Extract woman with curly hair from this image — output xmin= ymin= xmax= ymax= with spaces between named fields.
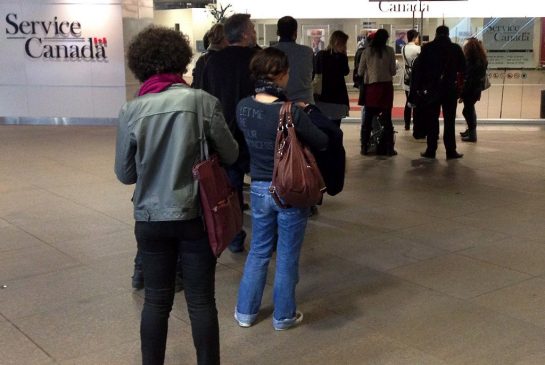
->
xmin=460 ymin=37 xmax=488 ymax=142
xmin=115 ymin=26 xmax=238 ymax=365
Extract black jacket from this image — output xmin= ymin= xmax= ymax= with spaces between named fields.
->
xmin=461 ymin=59 xmax=487 ymax=103
xmin=200 ymin=46 xmax=258 ymax=171
xmin=412 ymin=35 xmax=465 ymax=102
xmin=305 ymin=105 xmax=345 ymax=196
xmin=314 ymin=50 xmax=350 ymax=107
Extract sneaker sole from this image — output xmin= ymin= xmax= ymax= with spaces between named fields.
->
xmin=234 ymin=313 xmax=252 ymax=328
xmin=274 ymin=312 xmax=303 ymax=331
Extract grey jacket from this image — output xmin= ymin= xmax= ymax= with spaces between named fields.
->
xmin=273 ymin=41 xmax=315 ymax=103
xmin=115 ymin=84 xmax=238 ymax=222
xmin=358 ymin=46 xmax=396 ymax=84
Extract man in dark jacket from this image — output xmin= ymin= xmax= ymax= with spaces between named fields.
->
xmin=413 ymin=25 xmax=465 ymax=160
xmin=199 ymin=13 xmax=258 ymax=252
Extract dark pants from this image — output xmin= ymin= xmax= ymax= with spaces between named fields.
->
xmin=361 ymin=107 xmax=394 ymax=146
xmin=404 ymin=90 xmax=413 ymax=128
xmin=462 ymin=100 xmax=477 ymax=130
xmin=423 ymin=95 xmax=458 ymax=155
xmin=226 ymin=165 xmax=246 ymax=251
xmin=134 ymin=247 xmax=182 ymax=275
xmin=135 ymin=219 xmax=219 ymax=365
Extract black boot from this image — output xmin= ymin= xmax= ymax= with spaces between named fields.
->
xmin=460 ymin=128 xmax=469 ymax=137
xmin=446 ymin=151 xmax=464 ymax=160
xmin=461 ymin=128 xmax=477 ymax=142
xmin=385 ymin=129 xmax=397 ymax=156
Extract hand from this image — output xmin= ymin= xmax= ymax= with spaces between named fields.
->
xmin=296 ymin=101 xmax=309 ymax=109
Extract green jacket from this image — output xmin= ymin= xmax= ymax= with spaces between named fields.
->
xmin=115 ymin=84 xmax=238 ymax=221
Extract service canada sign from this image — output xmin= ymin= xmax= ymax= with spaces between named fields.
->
xmin=5 ymin=13 xmax=108 ymax=61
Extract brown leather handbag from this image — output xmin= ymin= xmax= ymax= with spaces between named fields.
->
xmin=192 ymin=91 xmax=242 ymax=257
xmin=269 ymin=102 xmax=326 ymax=209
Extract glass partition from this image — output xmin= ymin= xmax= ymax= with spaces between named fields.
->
xmin=255 ymin=16 xmax=545 ymax=120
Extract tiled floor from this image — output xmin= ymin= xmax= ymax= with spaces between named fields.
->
xmin=1 ymin=123 xmax=545 ymax=364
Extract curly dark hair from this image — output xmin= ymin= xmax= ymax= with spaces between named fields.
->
xmin=463 ymin=37 xmax=488 ymax=64
xmin=249 ymin=47 xmax=289 ymax=82
xmin=127 ymin=26 xmax=193 ymax=82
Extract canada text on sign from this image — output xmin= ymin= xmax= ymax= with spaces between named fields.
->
xmin=5 ymin=13 xmax=108 ymax=60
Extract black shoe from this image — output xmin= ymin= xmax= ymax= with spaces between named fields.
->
xmin=404 ymin=124 xmax=410 ymax=131
xmin=387 ymin=149 xmax=398 ymax=156
xmin=131 ymin=269 xmax=144 ymax=290
xmin=175 ymin=274 xmax=184 ymax=293
xmin=460 ymin=129 xmax=469 ymax=137
xmin=360 ymin=145 xmax=368 ymax=156
xmin=420 ymin=151 xmax=436 ymax=159
xmin=446 ymin=152 xmax=464 ymax=160
xmin=461 ymin=135 xmax=477 ymax=142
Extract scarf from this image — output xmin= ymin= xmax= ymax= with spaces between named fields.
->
xmin=138 ymin=73 xmax=187 ymax=96
xmin=254 ymin=79 xmax=287 ymax=101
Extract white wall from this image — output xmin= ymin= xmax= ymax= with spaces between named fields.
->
xmin=0 ymin=0 xmax=126 ymax=119
xmin=154 ymin=8 xmax=215 ymax=83
xmin=154 ymin=8 xmax=214 ymax=52
xmin=219 ymin=0 xmax=545 ymax=19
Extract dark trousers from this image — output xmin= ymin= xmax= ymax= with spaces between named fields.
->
xmin=361 ymin=107 xmax=393 ymax=146
xmin=226 ymin=165 xmax=246 ymax=251
xmin=462 ymin=100 xmax=477 ymax=130
xmin=404 ymin=90 xmax=413 ymax=128
xmin=134 ymin=246 xmax=182 ymax=275
xmin=135 ymin=219 xmax=219 ymax=365
xmin=423 ymin=95 xmax=458 ymax=154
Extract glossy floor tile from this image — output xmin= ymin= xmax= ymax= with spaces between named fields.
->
xmin=1 ymin=123 xmax=545 ymax=364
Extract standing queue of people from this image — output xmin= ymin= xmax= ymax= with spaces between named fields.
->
xmin=115 ymin=15 xmax=488 ymax=365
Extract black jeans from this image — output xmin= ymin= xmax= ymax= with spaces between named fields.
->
xmin=361 ymin=106 xmax=394 ymax=146
xmin=135 ymin=219 xmax=219 ymax=365
xmin=226 ymin=165 xmax=246 ymax=251
xmin=462 ymin=99 xmax=477 ymax=130
xmin=404 ymin=90 xmax=413 ymax=128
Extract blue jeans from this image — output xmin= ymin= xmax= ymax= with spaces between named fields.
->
xmin=135 ymin=219 xmax=219 ymax=365
xmin=235 ymin=181 xmax=309 ymax=328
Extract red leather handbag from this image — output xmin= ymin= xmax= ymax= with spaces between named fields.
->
xmin=192 ymin=92 xmax=242 ymax=257
xmin=269 ymin=102 xmax=326 ymax=209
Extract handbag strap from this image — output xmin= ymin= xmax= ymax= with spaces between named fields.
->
xmin=269 ymin=102 xmax=293 ymax=209
xmin=195 ymin=90 xmax=209 ymax=161
xmin=402 ymin=46 xmax=413 ymax=70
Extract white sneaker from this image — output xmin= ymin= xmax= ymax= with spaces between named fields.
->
xmin=234 ymin=312 xmax=252 ymax=328
xmin=274 ymin=311 xmax=303 ymax=331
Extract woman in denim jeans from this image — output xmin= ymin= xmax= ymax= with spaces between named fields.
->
xmin=234 ymin=48 xmax=328 ymax=330
xmin=115 ymin=26 xmax=238 ymax=364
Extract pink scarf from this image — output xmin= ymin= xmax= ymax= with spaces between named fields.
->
xmin=138 ymin=73 xmax=187 ymax=96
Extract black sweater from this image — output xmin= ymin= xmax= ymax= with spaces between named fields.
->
xmin=236 ymin=97 xmax=328 ymax=181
